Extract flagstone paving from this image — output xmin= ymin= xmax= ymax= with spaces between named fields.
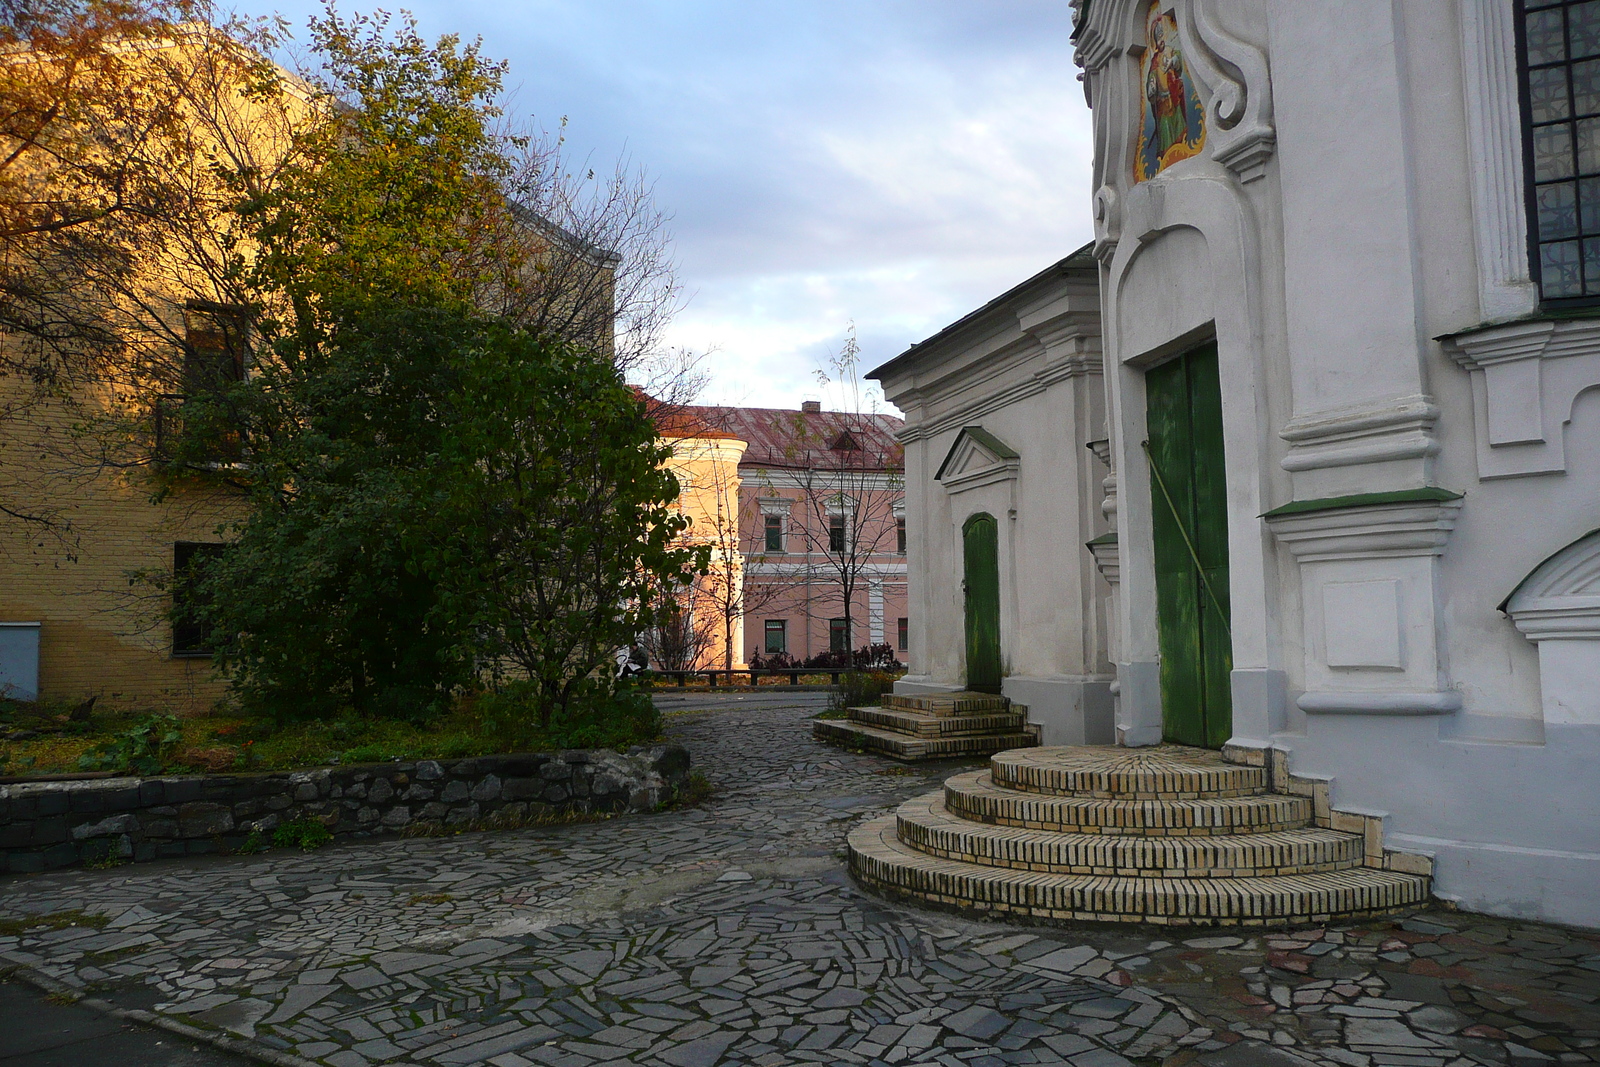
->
xmin=0 ymin=691 xmax=1596 ymax=1067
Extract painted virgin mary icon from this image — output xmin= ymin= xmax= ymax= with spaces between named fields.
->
xmin=1135 ymin=5 xmax=1206 ymax=182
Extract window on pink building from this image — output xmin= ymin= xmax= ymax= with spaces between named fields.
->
xmin=829 ymin=618 xmax=850 ymax=651
xmin=829 ymin=514 xmax=846 ymax=552
xmin=896 ymin=518 xmax=906 ymax=554
xmin=897 ymin=617 xmax=908 ymax=652
xmin=764 ymin=619 xmax=786 ymax=654
xmin=764 ymin=514 xmax=783 ymax=552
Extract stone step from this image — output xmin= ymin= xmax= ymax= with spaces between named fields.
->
xmin=849 ymin=815 xmax=1427 ymax=926
xmin=812 ymin=719 xmax=1036 ymax=762
xmin=882 ymin=692 xmax=1009 ymax=717
xmin=991 ymin=744 xmax=1266 ymax=799
xmin=894 ymin=792 xmax=1363 ymax=877
xmin=850 ymin=706 xmax=1028 ymax=738
xmin=943 ymin=770 xmax=1312 ymax=836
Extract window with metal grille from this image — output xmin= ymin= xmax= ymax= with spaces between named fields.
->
xmin=172 ymin=542 xmax=226 ymax=657
xmin=897 ymin=617 xmax=908 ymax=651
xmin=829 ymin=617 xmax=850 ymax=652
xmin=1520 ymin=0 xmax=1600 ymax=301
xmin=764 ymin=514 xmax=783 ymax=552
xmin=764 ymin=618 xmax=786 ymax=654
xmin=828 ymin=513 xmax=846 ymax=552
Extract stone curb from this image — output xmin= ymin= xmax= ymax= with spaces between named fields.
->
xmin=2 ymin=961 xmax=315 ymax=1067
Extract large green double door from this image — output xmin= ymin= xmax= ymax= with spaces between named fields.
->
xmin=1145 ymin=344 xmax=1232 ymax=748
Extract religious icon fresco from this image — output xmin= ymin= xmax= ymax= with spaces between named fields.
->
xmin=1135 ymin=4 xmax=1206 ymax=182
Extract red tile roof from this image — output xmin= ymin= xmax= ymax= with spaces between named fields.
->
xmin=635 ymin=389 xmax=743 ymax=441
xmin=684 ymin=405 xmax=904 ymax=472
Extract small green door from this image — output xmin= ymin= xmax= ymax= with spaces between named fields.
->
xmin=1145 ymin=344 xmax=1232 ymax=748
xmin=962 ymin=513 xmax=1002 ymax=694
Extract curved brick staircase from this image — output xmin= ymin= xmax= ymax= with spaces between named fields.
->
xmin=848 ymin=744 xmax=1431 ymax=926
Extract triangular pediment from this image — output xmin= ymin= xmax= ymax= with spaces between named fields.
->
xmin=935 ymin=426 xmax=1020 ymax=487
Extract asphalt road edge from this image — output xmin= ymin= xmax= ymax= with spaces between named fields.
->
xmin=1 ymin=961 xmax=316 ymax=1067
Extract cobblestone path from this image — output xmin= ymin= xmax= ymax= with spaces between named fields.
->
xmin=1 ymin=694 xmax=1597 ymax=1067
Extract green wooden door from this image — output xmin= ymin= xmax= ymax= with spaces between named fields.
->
xmin=963 ymin=513 xmax=1002 ymax=694
xmin=1145 ymin=344 xmax=1232 ymax=748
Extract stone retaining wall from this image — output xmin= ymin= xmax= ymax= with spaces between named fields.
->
xmin=0 ymin=745 xmax=690 ymax=873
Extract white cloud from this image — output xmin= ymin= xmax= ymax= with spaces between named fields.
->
xmin=247 ymin=0 xmax=1098 ymax=411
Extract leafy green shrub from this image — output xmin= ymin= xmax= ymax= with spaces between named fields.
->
xmin=237 ymin=830 xmax=270 ymax=854
xmin=273 ymin=818 xmax=332 ymax=852
xmin=828 ymin=671 xmax=898 ymax=715
xmin=671 ymin=771 xmax=714 ymax=808
xmin=475 ymin=681 xmax=662 ymax=750
xmin=76 ymin=714 xmax=185 ymax=775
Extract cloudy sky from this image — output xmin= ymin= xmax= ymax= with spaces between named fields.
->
xmin=253 ymin=1 xmax=1097 ymax=413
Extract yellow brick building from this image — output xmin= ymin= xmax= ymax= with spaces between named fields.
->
xmin=0 ymin=30 xmax=628 ymax=713
xmin=0 ymin=29 xmax=301 ymax=712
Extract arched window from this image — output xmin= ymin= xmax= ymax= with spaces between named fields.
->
xmin=1519 ymin=1 xmax=1600 ymax=302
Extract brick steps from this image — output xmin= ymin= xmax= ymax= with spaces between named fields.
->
xmin=851 ymin=706 xmax=1028 ymax=738
xmin=813 ymin=691 xmax=1037 ymax=763
xmin=894 ymin=793 xmax=1363 ymax=877
xmin=991 ymin=746 xmax=1265 ymax=799
xmin=849 ymin=815 xmax=1428 ymax=926
xmin=845 ymin=743 xmax=1431 ymax=926
xmin=944 ymin=770 xmax=1311 ymax=836
xmin=812 ymin=718 xmax=1036 ymax=761
xmin=882 ymin=692 xmax=1009 ymax=717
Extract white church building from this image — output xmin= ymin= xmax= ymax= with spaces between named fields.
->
xmin=864 ymin=1 xmax=1600 ymax=928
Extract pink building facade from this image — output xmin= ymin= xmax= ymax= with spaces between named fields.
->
xmin=691 ymin=402 xmax=907 ymax=667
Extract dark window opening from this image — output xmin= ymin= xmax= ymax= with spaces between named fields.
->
xmin=764 ymin=514 xmax=783 ymax=552
xmin=183 ymin=302 xmax=249 ymax=393
xmin=161 ymin=302 xmax=251 ymax=463
xmin=172 ymin=541 xmax=226 ymax=657
xmin=897 ymin=617 xmax=909 ymax=652
xmin=153 ymin=392 xmax=185 ymax=460
xmin=764 ymin=619 xmax=787 ymax=654
xmin=829 ymin=617 xmax=850 ymax=652
xmin=829 ymin=430 xmax=860 ymax=452
xmin=828 ymin=514 xmax=847 ymax=552
xmin=1518 ymin=0 xmax=1600 ymax=302
xmin=896 ymin=517 xmax=907 ymax=554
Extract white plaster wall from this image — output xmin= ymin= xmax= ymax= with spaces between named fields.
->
xmin=1076 ymin=0 xmax=1600 ymax=925
xmin=896 ymin=365 xmax=1108 ymax=689
xmin=874 ymin=269 xmax=1114 ymax=744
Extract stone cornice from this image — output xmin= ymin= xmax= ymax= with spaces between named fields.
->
xmin=1263 ymin=497 xmax=1463 ymax=563
xmin=1086 ymin=535 xmax=1120 ymax=585
xmin=1280 ymin=395 xmax=1440 ymax=473
xmin=896 ymin=354 xmax=1103 ymax=445
xmin=1440 ymin=316 xmax=1600 ymax=477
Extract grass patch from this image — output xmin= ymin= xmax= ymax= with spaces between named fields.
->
xmin=0 ymin=690 xmax=665 ymax=779
xmin=81 ymin=943 xmax=151 ymax=964
xmin=405 ymin=893 xmax=454 ymax=906
xmin=813 ymin=708 xmax=849 ymax=720
xmin=0 ymin=910 xmax=110 ymax=937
